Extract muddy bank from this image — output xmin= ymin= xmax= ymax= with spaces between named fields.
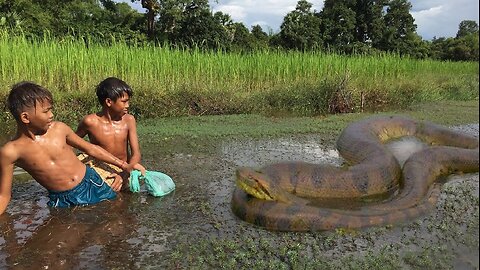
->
xmin=0 ymin=124 xmax=478 ymax=269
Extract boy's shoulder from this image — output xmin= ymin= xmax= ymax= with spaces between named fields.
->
xmin=124 ymin=113 xmax=136 ymax=122
xmin=49 ymin=121 xmax=70 ymax=132
xmin=0 ymin=138 xmax=21 ymax=163
xmin=80 ymin=113 xmax=101 ymax=126
xmin=123 ymin=114 xmax=138 ymax=129
xmin=0 ymin=121 xmax=70 ymax=161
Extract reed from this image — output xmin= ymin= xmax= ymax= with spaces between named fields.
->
xmin=0 ymin=31 xmax=478 ymax=122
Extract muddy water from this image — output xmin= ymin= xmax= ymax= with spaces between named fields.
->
xmin=1 ymin=127 xmax=478 ymax=269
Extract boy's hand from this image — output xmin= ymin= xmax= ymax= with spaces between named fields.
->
xmin=107 ymin=173 xmax=123 ymax=192
xmin=133 ymin=163 xmax=146 ymax=176
xmin=120 ymin=162 xmax=145 ymax=175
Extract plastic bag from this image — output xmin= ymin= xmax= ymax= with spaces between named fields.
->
xmin=129 ymin=170 xmax=175 ymax=197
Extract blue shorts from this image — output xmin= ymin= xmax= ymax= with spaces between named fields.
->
xmin=47 ymin=166 xmax=117 ymax=208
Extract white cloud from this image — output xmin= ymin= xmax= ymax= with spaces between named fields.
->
xmin=211 ymin=0 xmax=324 ymax=30
xmin=411 ymin=0 xmax=479 ymax=39
xmin=410 ymin=0 xmax=440 ymax=12
xmin=214 ymin=4 xmax=247 ymax=21
xmin=411 ymin=5 xmax=444 ymax=17
xmin=251 ymin=21 xmax=269 ymax=27
xmin=213 ymin=0 xmax=309 ymax=17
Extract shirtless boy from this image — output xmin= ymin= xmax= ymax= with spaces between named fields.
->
xmin=76 ymin=77 xmax=144 ymax=191
xmin=0 ymin=82 xmax=140 ymax=215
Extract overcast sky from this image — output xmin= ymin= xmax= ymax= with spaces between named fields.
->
xmin=121 ymin=0 xmax=479 ymax=40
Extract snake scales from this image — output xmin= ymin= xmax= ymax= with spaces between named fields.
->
xmin=231 ymin=116 xmax=479 ymax=231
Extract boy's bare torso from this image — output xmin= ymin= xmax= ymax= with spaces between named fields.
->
xmin=81 ymin=113 xmax=132 ymax=161
xmin=6 ymin=122 xmax=86 ymax=191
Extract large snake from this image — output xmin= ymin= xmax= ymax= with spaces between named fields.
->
xmin=231 ymin=116 xmax=479 ymax=231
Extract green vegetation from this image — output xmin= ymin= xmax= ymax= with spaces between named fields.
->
xmin=1 ymin=2 xmax=478 ymax=136
xmin=1 ymin=1 xmax=478 ymax=61
xmin=138 ymin=101 xmax=480 ymax=138
xmin=1 ymin=31 xmax=478 ymax=132
xmin=135 ymin=100 xmax=479 ymax=157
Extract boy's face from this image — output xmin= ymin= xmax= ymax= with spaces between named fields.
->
xmin=21 ymin=100 xmax=54 ymax=135
xmin=107 ymin=93 xmax=130 ymax=117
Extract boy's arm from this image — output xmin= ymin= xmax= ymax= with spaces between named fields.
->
xmin=63 ymin=123 xmax=130 ymax=171
xmin=127 ymin=115 xmax=142 ymax=166
xmin=0 ymin=145 xmax=16 ymax=216
xmin=75 ymin=116 xmax=90 ymax=138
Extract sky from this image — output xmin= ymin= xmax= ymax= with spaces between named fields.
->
xmin=120 ymin=0 xmax=479 ymax=40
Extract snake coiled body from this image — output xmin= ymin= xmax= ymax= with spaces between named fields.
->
xmin=231 ymin=116 xmax=479 ymax=231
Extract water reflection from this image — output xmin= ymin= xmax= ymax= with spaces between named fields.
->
xmin=221 ymin=136 xmax=343 ymax=168
xmin=0 ymin=176 xmax=179 ymax=269
xmin=0 ymin=182 xmax=139 ymax=269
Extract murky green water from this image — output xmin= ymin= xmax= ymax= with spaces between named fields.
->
xmin=1 ymin=131 xmax=478 ymax=269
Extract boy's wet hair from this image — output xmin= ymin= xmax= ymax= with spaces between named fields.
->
xmin=7 ymin=82 xmax=53 ymax=121
xmin=96 ymin=77 xmax=133 ymax=105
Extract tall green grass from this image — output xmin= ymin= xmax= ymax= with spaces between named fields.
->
xmin=0 ymin=31 xmax=478 ymax=123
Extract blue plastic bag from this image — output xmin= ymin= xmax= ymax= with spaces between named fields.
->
xmin=129 ymin=170 xmax=175 ymax=197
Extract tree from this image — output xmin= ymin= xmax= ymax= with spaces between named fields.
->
xmin=1 ymin=0 xmax=145 ymax=43
xmin=0 ymin=0 xmax=55 ymax=35
xmin=213 ymin=11 xmax=234 ymax=42
xmin=279 ymin=0 xmax=322 ymax=50
xmin=230 ymin=22 xmax=255 ymax=51
xmin=171 ymin=0 xmax=229 ymax=50
xmin=456 ymin=20 xmax=479 ymax=38
xmin=138 ymin=0 xmax=160 ymax=38
xmin=251 ymin=25 xmax=269 ymax=50
xmin=354 ymin=0 xmax=386 ymax=45
xmin=319 ymin=0 xmax=356 ymax=51
xmin=98 ymin=1 xmax=146 ymax=43
xmin=154 ymin=0 xmax=184 ymax=41
xmin=431 ymin=35 xmax=477 ymax=61
xmin=448 ymin=23 xmax=479 ymax=61
xmin=132 ymin=0 xmax=206 ymax=40
xmin=457 ymin=32 xmax=479 ymax=61
xmin=377 ymin=0 xmax=418 ymax=55
xmin=428 ymin=37 xmax=451 ymax=60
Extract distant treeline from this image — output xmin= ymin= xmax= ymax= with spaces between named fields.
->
xmin=0 ymin=0 xmax=478 ymax=61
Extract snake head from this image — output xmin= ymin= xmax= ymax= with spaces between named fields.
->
xmin=236 ymin=167 xmax=310 ymax=205
xmin=236 ymin=167 xmax=276 ymax=201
